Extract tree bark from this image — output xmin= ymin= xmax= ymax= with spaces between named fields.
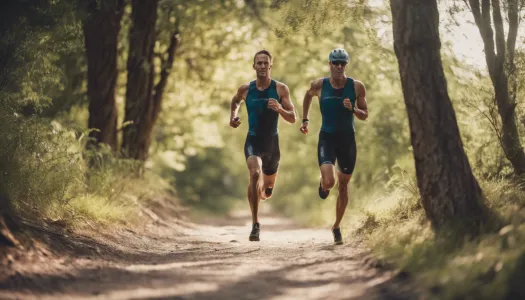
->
xmin=83 ymin=0 xmax=124 ymax=151
xmin=390 ymin=0 xmax=487 ymax=229
xmin=468 ymin=0 xmax=525 ymax=175
xmin=121 ymin=0 xmax=158 ymax=161
xmin=122 ymin=0 xmax=179 ymax=161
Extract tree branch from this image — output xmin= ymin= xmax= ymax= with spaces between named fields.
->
xmin=491 ymin=0 xmax=506 ymax=63
xmin=507 ymin=0 xmax=519 ymax=63
xmin=507 ymin=0 xmax=519 ymax=104
xmin=469 ymin=0 xmax=497 ymax=81
xmin=152 ymin=30 xmax=181 ymax=118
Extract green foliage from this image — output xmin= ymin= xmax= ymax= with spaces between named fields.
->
xmin=352 ymin=175 xmax=525 ymax=300
xmin=169 ymin=147 xmax=246 ymax=213
xmin=0 ymin=0 xmax=81 ymax=109
xmin=0 ymin=100 xmax=166 ymax=226
xmin=0 ymin=108 xmax=81 ymax=216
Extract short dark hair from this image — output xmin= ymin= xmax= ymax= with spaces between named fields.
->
xmin=253 ymin=50 xmax=272 ymax=64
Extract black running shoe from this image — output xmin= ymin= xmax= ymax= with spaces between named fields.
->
xmin=332 ymin=228 xmax=343 ymax=245
xmin=318 ymin=181 xmax=330 ymax=199
xmin=249 ymin=222 xmax=260 ymax=241
xmin=264 ymin=187 xmax=273 ymax=198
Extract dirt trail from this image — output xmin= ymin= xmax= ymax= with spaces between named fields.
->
xmin=0 ymin=209 xmax=415 ymax=300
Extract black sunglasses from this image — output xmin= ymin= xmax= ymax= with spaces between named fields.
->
xmin=331 ymin=61 xmax=347 ymax=66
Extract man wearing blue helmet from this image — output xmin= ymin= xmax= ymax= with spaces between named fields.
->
xmin=299 ymin=48 xmax=368 ymax=245
xmin=229 ymin=50 xmax=297 ymax=242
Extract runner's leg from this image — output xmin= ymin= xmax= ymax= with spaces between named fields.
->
xmin=333 ymin=132 xmax=356 ymax=229
xmin=246 ymin=156 xmax=263 ymax=224
xmin=318 ymin=131 xmax=336 ymax=195
xmin=260 ymin=135 xmax=280 ymax=199
xmin=333 ymin=171 xmax=352 ymax=229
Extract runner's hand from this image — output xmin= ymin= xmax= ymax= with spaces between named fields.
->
xmin=230 ymin=116 xmax=241 ymax=128
xmin=343 ymin=98 xmax=353 ymax=111
xmin=300 ymin=121 xmax=309 ymax=135
xmin=268 ymin=98 xmax=282 ymax=112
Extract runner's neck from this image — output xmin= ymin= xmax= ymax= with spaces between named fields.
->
xmin=330 ymin=76 xmax=347 ymax=89
xmin=255 ymin=77 xmax=272 ymax=90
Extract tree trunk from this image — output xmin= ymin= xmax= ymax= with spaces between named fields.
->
xmin=122 ymin=0 xmax=179 ymax=162
xmin=121 ymin=0 xmax=159 ymax=161
xmin=83 ymin=0 xmax=124 ymax=151
xmin=390 ymin=0 xmax=488 ymax=229
xmin=468 ymin=0 xmax=525 ymax=175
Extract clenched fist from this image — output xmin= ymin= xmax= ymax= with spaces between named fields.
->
xmin=343 ymin=98 xmax=353 ymax=111
xmin=230 ymin=116 xmax=241 ymax=128
xmin=267 ymin=98 xmax=282 ymax=112
xmin=300 ymin=121 xmax=309 ymax=135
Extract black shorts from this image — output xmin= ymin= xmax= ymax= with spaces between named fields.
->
xmin=317 ymin=130 xmax=356 ymax=175
xmin=244 ymin=134 xmax=280 ymax=175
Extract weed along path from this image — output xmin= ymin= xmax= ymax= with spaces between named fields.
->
xmin=0 ymin=210 xmax=415 ymax=300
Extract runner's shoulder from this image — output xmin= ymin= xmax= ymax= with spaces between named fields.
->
xmin=352 ymin=79 xmax=365 ymax=87
xmin=236 ymin=83 xmax=251 ymax=97
xmin=352 ymin=79 xmax=366 ymax=92
xmin=274 ymin=80 xmax=290 ymax=92
xmin=310 ymin=78 xmax=325 ymax=90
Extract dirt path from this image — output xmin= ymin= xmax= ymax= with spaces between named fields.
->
xmin=0 ymin=210 xmax=415 ymax=300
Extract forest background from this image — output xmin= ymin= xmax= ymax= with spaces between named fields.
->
xmin=1 ymin=0 xmax=525 ymax=299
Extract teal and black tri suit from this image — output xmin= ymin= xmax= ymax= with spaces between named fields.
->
xmin=244 ymin=79 xmax=281 ymax=175
xmin=318 ymin=77 xmax=357 ymax=175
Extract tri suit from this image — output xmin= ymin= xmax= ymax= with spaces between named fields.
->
xmin=317 ymin=77 xmax=357 ymax=175
xmin=243 ymin=79 xmax=281 ymax=175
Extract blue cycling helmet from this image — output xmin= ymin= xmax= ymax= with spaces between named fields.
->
xmin=328 ymin=48 xmax=349 ymax=62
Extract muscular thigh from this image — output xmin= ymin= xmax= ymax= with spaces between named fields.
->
xmin=335 ymin=132 xmax=357 ymax=175
xmin=260 ymin=134 xmax=280 ymax=175
xmin=244 ymin=134 xmax=261 ymax=159
xmin=318 ymin=131 xmax=336 ymax=166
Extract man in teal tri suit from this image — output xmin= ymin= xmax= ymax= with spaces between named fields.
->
xmin=229 ymin=50 xmax=297 ymax=242
xmin=299 ymin=48 xmax=369 ymax=245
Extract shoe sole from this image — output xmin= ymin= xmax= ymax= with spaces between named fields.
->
xmin=249 ymin=236 xmax=260 ymax=241
xmin=334 ymin=241 xmax=343 ymax=245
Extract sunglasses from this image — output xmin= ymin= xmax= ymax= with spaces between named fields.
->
xmin=331 ymin=61 xmax=347 ymax=66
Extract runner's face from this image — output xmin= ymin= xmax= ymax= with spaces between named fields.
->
xmin=253 ymin=54 xmax=271 ymax=78
xmin=329 ymin=61 xmax=347 ymax=79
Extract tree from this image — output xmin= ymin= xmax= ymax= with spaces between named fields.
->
xmin=390 ymin=0 xmax=488 ymax=229
xmin=82 ymin=0 xmax=125 ymax=151
xmin=121 ymin=0 xmax=180 ymax=161
xmin=463 ymin=0 xmax=525 ymax=175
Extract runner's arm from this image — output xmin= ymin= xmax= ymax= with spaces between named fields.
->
xmin=230 ymin=85 xmax=248 ymax=128
xmin=353 ymin=80 xmax=368 ymax=121
xmin=275 ymin=83 xmax=296 ymax=124
xmin=302 ymin=79 xmax=323 ymax=122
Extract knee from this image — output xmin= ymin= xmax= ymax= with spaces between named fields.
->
xmin=249 ymin=169 xmax=261 ymax=182
xmin=338 ymin=183 xmax=349 ymax=195
xmin=323 ymin=177 xmax=336 ymax=189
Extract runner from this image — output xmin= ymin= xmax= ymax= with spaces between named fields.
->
xmin=229 ymin=50 xmax=297 ymax=241
xmin=299 ymin=48 xmax=368 ymax=244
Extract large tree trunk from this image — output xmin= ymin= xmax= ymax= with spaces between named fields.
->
xmin=390 ymin=0 xmax=488 ymax=229
xmin=468 ymin=0 xmax=525 ymax=175
xmin=83 ymin=0 xmax=124 ymax=151
xmin=122 ymin=0 xmax=179 ymax=162
xmin=121 ymin=0 xmax=159 ymax=161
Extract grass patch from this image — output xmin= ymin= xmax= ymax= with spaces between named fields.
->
xmin=350 ymin=176 xmax=525 ymax=300
xmin=0 ymin=108 xmax=175 ymax=230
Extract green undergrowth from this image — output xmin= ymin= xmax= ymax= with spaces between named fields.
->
xmin=350 ymin=175 xmax=525 ymax=300
xmin=0 ymin=109 xmax=175 ymax=230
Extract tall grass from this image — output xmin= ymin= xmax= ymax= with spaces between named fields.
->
xmin=0 ymin=108 xmax=173 ymax=229
xmin=349 ymin=173 xmax=525 ymax=299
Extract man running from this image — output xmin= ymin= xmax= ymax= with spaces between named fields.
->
xmin=229 ymin=50 xmax=296 ymax=242
xmin=299 ymin=48 xmax=368 ymax=245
